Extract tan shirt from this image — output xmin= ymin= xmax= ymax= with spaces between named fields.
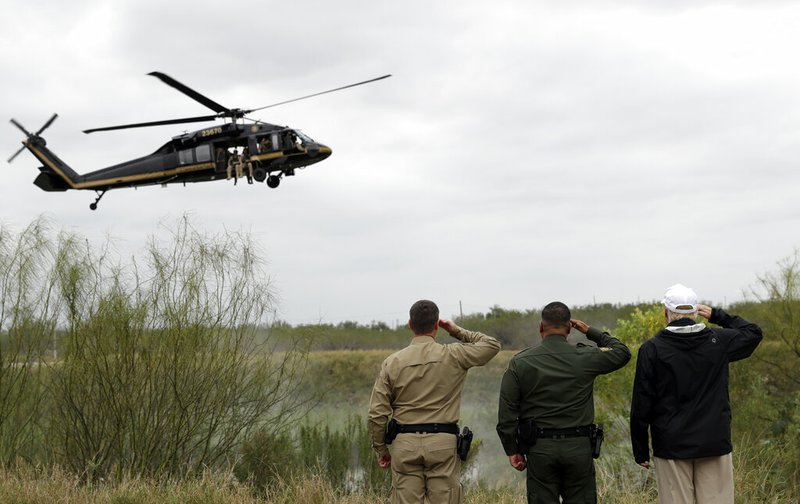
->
xmin=367 ymin=326 xmax=500 ymax=456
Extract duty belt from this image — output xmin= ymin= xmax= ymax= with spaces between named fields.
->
xmin=396 ymin=423 xmax=459 ymax=435
xmin=536 ymin=425 xmax=593 ymax=439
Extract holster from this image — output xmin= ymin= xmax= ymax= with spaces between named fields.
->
xmin=456 ymin=426 xmax=473 ymax=461
xmin=517 ymin=419 xmax=538 ymax=454
xmin=385 ymin=418 xmax=399 ymax=445
xmin=590 ymin=423 xmax=604 ymax=459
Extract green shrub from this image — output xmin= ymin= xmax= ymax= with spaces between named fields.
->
xmin=234 ymin=428 xmax=299 ymax=492
xmin=235 ymin=415 xmax=392 ymax=496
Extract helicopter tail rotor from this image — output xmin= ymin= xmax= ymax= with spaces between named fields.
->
xmin=7 ymin=113 xmax=58 ymax=163
xmin=8 ymin=118 xmax=30 ymax=163
xmin=10 ymin=118 xmax=32 ymax=136
xmin=35 ymin=113 xmax=59 ymax=136
xmin=7 ymin=145 xmax=26 ymax=163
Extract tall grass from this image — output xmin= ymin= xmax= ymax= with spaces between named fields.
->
xmin=0 ymin=465 xmax=525 ymax=503
xmin=0 ymin=466 xmax=261 ymax=504
xmin=4 ymin=460 xmax=787 ymax=504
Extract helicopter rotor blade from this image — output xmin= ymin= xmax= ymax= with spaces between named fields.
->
xmin=10 ymin=118 xmax=31 ymax=137
xmin=35 ymin=113 xmax=58 ymax=136
xmin=148 ymin=71 xmax=231 ymax=114
xmin=245 ymin=74 xmax=392 ymax=114
xmin=83 ymin=114 xmax=220 ymax=134
xmin=7 ymin=145 xmax=26 ymax=164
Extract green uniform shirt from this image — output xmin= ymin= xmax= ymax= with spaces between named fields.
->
xmin=368 ymin=326 xmax=501 ymax=457
xmin=496 ymin=327 xmax=630 ymax=456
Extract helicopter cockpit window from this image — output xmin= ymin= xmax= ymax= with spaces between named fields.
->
xmin=293 ymin=130 xmax=313 ymax=152
xmin=283 ymin=130 xmax=308 ymax=152
xmin=295 ymin=130 xmax=314 ymax=144
xmin=195 ymin=144 xmax=211 ymax=162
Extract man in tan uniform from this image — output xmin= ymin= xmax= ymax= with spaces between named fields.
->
xmin=368 ymin=299 xmax=501 ymax=504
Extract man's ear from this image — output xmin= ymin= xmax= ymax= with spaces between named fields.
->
xmin=407 ymin=319 xmax=413 ymax=332
xmin=539 ymin=321 xmax=545 ymax=334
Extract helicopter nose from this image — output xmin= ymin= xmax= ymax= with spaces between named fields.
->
xmin=316 ymin=144 xmax=332 ymax=159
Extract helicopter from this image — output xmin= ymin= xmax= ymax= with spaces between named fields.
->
xmin=8 ymin=71 xmax=391 ymax=210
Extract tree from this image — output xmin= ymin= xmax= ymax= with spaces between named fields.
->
xmin=613 ymin=304 xmax=665 ymax=345
xmin=0 ymin=219 xmax=54 ymax=464
xmin=749 ymin=249 xmax=800 ymax=387
xmin=40 ymin=217 xmax=311 ymax=480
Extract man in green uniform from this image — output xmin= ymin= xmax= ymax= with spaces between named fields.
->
xmin=496 ymin=301 xmax=631 ymax=503
xmin=368 ymin=299 xmax=501 ymax=504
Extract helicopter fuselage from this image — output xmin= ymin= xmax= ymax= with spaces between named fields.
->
xmin=29 ymin=122 xmax=331 ymax=193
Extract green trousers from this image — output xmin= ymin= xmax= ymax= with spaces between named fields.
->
xmin=525 ymin=437 xmax=597 ymax=504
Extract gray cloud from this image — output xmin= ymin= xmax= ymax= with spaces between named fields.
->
xmin=3 ymin=0 xmax=800 ymax=324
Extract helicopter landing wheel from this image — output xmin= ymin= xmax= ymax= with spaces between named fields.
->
xmin=266 ymin=175 xmax=281 ymax=188
xmin=90 ymin=190 xmax=107 ymax=211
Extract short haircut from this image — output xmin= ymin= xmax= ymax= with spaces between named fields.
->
xmin=409 ymin=300 xmax=439 ymax=334
xmin=541 ymin=301 xmax=571 ymax=327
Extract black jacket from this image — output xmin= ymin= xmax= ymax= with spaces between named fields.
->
xmin=630 ymin=308 xmax=762 ymax=463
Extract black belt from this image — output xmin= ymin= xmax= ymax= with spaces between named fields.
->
xmin=396 ymin=423 xmax=459 ymax=435
xmin=536 ymin=425 xmax=593 ymax=439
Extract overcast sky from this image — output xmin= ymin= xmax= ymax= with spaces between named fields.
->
xmin=2 ymin=1 xmax=799 ymax=326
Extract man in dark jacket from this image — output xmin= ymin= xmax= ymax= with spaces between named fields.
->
xmin=630 ymin=284 xmax=762 ymax=504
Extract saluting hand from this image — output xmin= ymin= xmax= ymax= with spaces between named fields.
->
xmin=697 ymin=304 xmax=712 ymax=320
xmin=439 ymin=319 xmax=458 ymax=335
xmin=570 ymin=319 xmax=590 ymax=334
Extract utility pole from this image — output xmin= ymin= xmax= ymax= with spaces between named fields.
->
xmin=459 ymin=300 xmax=463 ymax=321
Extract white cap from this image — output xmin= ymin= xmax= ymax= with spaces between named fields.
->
xmin=663 ymin=284 xmax=698 ymax=314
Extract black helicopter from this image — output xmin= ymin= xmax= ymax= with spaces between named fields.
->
xmin=8 ymin=71 xmax=390 ymax=210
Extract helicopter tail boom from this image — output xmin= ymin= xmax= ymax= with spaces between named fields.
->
xmin=26 ymin=140 xmax=82 ymax=190
xmin=8 ymin=114 xmax=83 ymax=191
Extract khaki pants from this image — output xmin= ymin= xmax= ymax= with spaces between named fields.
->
xmin=654 ymin=453 xmax=734 ymax=504
xmin=389 ymin=433 xmax=462 ymax=504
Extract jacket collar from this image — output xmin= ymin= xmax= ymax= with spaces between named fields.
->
xmin=411 ymin=335 xmax=435 ymax=345
xmin=541 ymin=334 xmax=569 ymax=345
xmin=665 ymin=318 xmax=706 ymax=334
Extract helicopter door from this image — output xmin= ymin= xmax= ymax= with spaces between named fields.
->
xmin=213 ymin=143 xmax=228 ymax=172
